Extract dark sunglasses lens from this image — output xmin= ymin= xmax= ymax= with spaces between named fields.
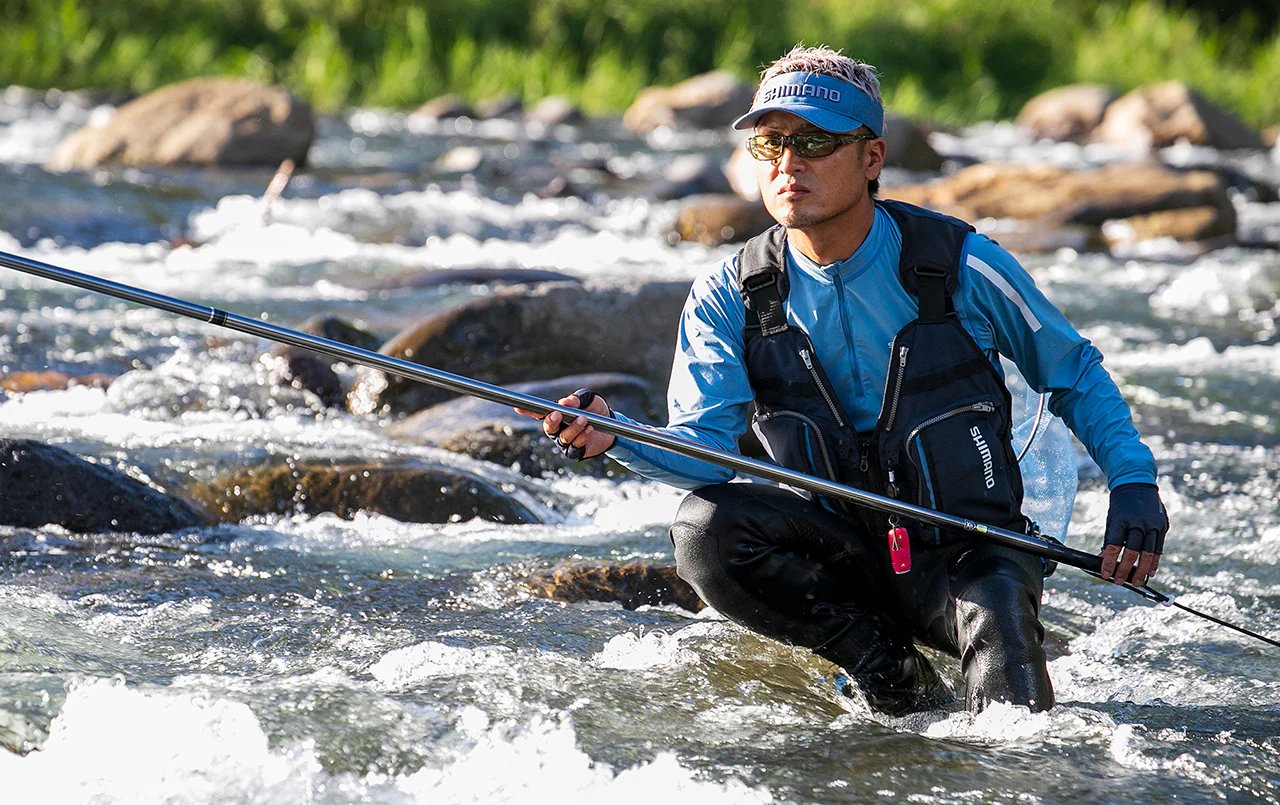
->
xmin=747 ymin=136 xmax=782 ymax=160
xmin=794 ymin=135 xmax=836 ymax=157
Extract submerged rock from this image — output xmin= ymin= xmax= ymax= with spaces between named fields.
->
xmin=0 ymin=439 xmax=207 ymax=534
xmin=1103 ymin=204 xmax=1238 ymax=250
xmin=365 ymin=267 xmax=579 ymax=292
xmin=525 ymin=561 xmax=704 ymax=612
xmin=187 ymin=462 xmax=540 ymax=525
xmin=0 ymin=370 xmax=113 ymax=393
xmin=1091 ymin=81 xmax=1264 ymax=151
xmin=47 ymin=77 xmax=314 ymax=170
xmin=385 ymin=373 xmax=658 ymax=476
xmin=348 ymin=280 xmax=690 ymax=416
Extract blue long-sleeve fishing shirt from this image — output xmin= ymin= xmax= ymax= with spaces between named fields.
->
xmin=607 ymin=204 xmax=1156 ymax=490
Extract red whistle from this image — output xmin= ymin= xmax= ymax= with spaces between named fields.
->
xmin=888 ymin=526 xmax=912 ymax=574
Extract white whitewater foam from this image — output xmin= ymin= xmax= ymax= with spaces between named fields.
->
xmin=368 ymin=640 xmax=519 ymax=689
xmin=0 ymin=680 xmax=771 ymax=804
xmin=396 ymin=708 xmax=773 ymax=804
xmin=593 ymin=629 xmax=700 ymax=671
xmin=0 ymin=679 xmax=324 ymax=804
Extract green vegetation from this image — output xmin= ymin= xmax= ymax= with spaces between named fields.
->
xmin=1 ymin=0 xmax=1277 ymax=127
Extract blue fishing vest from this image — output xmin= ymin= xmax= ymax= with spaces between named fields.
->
xmin=736 ymin=199 xmax=1027 ymax=541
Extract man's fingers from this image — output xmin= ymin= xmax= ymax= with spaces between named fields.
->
xmin=1100 ymin=544 xmax=1122 ymax=579
xmin=1132 ymin=551 xmax=1160 ymax=585
xmin=1114 ymin=545 xmax=1140 ymax=585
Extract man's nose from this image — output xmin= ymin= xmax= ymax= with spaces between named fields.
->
xmin=774 ymin=143 xmax=806 ymax=174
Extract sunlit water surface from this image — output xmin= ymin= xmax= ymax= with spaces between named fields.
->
xmin=1 ymin=90 xmax=1278 ymax=803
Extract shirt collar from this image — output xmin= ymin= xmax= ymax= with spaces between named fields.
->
xmin=784 ymin=205 xmax=887 ymax=284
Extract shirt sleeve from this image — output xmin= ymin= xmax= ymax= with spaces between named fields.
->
xmin=605 ymin=260 xmax=753 ymax=488
xmin=961 ymin=234 xmax=1157 ymax=488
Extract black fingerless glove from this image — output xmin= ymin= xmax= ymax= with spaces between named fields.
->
xmin=1103 ymin=483 xmax=1169 ymax=554
xmin=548 ymin=387 xmax=611 ymax=461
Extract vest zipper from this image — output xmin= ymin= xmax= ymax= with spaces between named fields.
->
xmin=901 ymin=399 xmax=998 ymax=499
xmin=905 ymin=401 xmax=996 ymax=449
xmin=880 ymin=345 xmax=911 ymax=432
xmin=757 ymin=409 xmax=839 ymax=480
xmin=798 ymin=348 xmax=847 ymax=429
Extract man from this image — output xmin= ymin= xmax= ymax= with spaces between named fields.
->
xmin=525 ymin=45 xmax=1169 ymax=714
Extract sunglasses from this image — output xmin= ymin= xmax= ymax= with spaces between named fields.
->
xmin=745 ymin=132 xmax=876 ymax=162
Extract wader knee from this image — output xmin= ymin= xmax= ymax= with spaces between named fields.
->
xmin=952 ymin=551 xmax=1054 ymax=712
xmin=670 ymin=484 xmax=947 ymax=714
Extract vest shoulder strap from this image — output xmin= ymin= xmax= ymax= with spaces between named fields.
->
xmin=877 ymin=199 xmax=974 ymax=324
xmin=736 ymin=225 xmax=789 ymax=336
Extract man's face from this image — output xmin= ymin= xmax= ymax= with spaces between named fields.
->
xmin=752 ymin=111 xmax=884 ymax=232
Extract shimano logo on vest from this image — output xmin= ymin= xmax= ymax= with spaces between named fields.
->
xmin=970 ymin=425 xmax=996 ymax=489
xmin=760 ymin=83 xmax=842 ymax=104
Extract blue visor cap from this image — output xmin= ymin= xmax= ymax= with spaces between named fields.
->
xmin=732 ymin=71 xmax=883 ymax=137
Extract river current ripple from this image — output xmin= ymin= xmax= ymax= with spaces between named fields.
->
xmin=0 ymin=89 xmax=1278 ymax=803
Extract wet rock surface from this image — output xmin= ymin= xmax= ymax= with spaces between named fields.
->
xmin=672 ymin=194 xmax=775 ymax=246
xmin=623 ymin=71 xmax=754 ymax=132
xmin=1016 ymin=84 xmax=1119 ymax=142
xmin=525 ymin=561 xmax=704 ymax=612
xmin=886 ymin=162 xmax=1234 ymax=244
xmin=0 ymin=439 xmax=207 ymax=534
xmin=265 ymin=315 xmax=382 ymax=408
xmin=385 ymin=373 xmax=658 ymax=476
xmin=348 ymin=280 xmax=690 ymax=416
xmin=186 ymin=462 xmax=541 ymax=525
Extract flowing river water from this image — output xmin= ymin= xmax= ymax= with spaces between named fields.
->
xmin=0 ymin=88 xmax=1278 ymax=803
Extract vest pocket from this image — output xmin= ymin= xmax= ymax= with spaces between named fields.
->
xmin=753 ymin=409 xmax=839 ymax=482
xmin=896 ymin=399 xmax=1023 ymax=540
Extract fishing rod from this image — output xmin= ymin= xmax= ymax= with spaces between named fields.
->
xmin=2 ymin=249 xmax=1276 ymax=650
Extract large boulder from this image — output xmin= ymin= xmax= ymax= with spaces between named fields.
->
xmin=623 ymin=71 xmax=755 ymax=132
xmin=385 ymin=373 xmax=658 ymax=476
xmin=0 ymin=439 xmax=207 ymax=534
xmin=347 ymin=280 xmax=691 ymax=416
xmin=885 ymin=162 xmax=1233 ymax=235
xmin=672 ymin=194 xmax=775 ymax=246
xmin=186 ymin=462 xmax=541 ymax=525
xmin=883 ymin=114 xmax=945 ymax=172
xmin=1090 ymin=81 xmax=1263 ymax=151
xmin=527 ymin=96 xmax=584 ymax=127
xmin=1016 ymin=84 xmax=1118 ymax=142
xmin=525 ymin=561 xmax=704 ymax=612
xmin=47 ymin=78 xmax=315 ymax=170
xmin=414 ymin=94 xmax=474 ymax=121
xmin=264 ymin=315 xmax=382 ymax=409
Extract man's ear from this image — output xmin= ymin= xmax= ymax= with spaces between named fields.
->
xmin=864 ymin=138 xmax=887 ymax=181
